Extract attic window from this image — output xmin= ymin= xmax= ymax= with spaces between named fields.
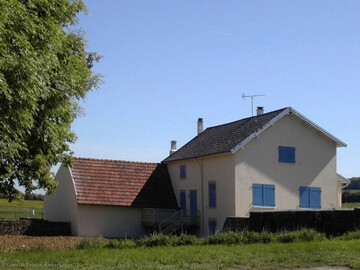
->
xmin=279 ymin=146 xmax=296 ymax=163
xmin=180 ymin=165 xmax=186 ymax=179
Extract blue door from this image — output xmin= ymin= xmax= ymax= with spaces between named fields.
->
xmin=190 ymin=190 xmax=197 ymax=217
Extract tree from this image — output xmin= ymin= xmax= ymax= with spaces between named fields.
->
xmin=0 ymin=0 xmax=102 ymax=200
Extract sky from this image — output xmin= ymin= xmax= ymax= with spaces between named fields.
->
xmin=70 ymin=0 xmax=360 ymax=178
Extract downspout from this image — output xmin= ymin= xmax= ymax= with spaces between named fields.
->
xmin=195 ymin=158 xmax=205 ymax=236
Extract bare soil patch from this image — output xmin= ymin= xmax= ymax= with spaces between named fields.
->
xmin=0 ymin=235 xmax=95 ymax=252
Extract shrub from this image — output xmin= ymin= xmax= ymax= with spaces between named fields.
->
xmin=243 ymin=231 xmax=275 ymax=244
xmin=206 ymin=232 xmax=244 ymax=245
xmin=296 ymin=229 xmax=325 ymax=242
xmin=336 ymin=230 xmax=360 ymax=241
xmin=106 ymin=238 xmax=136 ymax=249
xmin=276 ymin=229 xmax=325 ymax=243
xmin=342 ymin=190 xmax=360 ymax=203
xmin=136 ymin=234 xmax=171 ymax=247
xmin=76 ymin=237 xmax=107 ymax=249
xmin=172 ymin=234 xmax=200 ymax=246
xmin=205 ymin=231 xmax=275 ymax=245
xmin=277 ymin=232 xmax=297 ymax=243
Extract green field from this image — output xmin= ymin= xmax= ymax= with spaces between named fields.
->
xmin=342 ymin=202 xmax=360 ymax=208
xmin=0 ymin=239 xmax=359 ymax=269
xmin=0 ymin=199 xmax=43 ymax=220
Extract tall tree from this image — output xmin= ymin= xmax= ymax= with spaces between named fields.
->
xmin=0 ymin=0 xmax=102 ymax=200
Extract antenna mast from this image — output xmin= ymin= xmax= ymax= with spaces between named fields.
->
xmin=242 ymin=93 xmax=265 ymax=116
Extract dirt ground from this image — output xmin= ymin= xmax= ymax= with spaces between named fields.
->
xmin=0 ymin=235 xmax=91 ymax=252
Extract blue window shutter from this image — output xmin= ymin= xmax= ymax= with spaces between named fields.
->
xmin=263 ymin=184 xmax=275 ymax=207
xmin=209 ymin=219 xmax=217 ymax=235
xmin=253 ymin=184 xmax=263 ymax=206
xmin=310 ymin=187 xmax=321 ymax=209
xmin=279 ymin=146 xmax=296 ymax=163
xmin=299 ymin=186 xmax=310 ymax=208
xmin=180 ymin=191 xmax=186 ymax=210
xmin=209 ymin=183 xmax=216 ymax=208
xmin=180 ymin=165 xmax=186 ymax=179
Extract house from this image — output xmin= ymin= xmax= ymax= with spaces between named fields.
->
xmin=44 ymin=159 xmax=178 ymax=238
xmin=163 ymin=107 xmax=348 ymax=235
xmin=44 ymin=106 xmax=348 ymax=237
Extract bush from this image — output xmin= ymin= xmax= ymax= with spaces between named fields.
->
xmin=276 ymin=229 xmax=325 ymax=243
xmin=342 ymin=190 xmax=360 ymax=203
xmin=172 ymin=234 xmax=200 ymax=246
xmin=24 ymin=193 xmax=44 ymax=201
xmin=76 ymin=237 xmax=107 ymax=249
xmin=336 ymin=230 xmax=360 ymax=241
xmin=76 ymin=229 xmax=329 ymax=250
xmin=296 ymin=229 xmax=325 ymax=242
xmin=277 ymin=232 xmax=298 ymax=243
xmin=345 ymin=177 xmax=360 ymax=190
xmin=136 ymin=234 xmax=172 ymax=247
xmin=206 ymin=231 xmax=244 ymax=245
xmin=242 ymin=231 xmax=275 ymax=244
xmin=106 ymin=238 xmax=136 ymax=249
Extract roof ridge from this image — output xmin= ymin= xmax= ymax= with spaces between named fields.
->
xmin=163 ymin=107 xmax=290 ymax=163
xmin=205 ymin=107 xmax=289 ymax=130
xmin=73 ymin=157 xmax=159 ymax=165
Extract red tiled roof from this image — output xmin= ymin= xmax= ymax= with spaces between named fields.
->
xmin=71 ymin=157 xmax=178 ymax=209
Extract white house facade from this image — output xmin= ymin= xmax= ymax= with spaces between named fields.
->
xmin=163 ymin=107 xmax=348 ymax=235
xmin=45 ymin=107 xmax=348 ymax=237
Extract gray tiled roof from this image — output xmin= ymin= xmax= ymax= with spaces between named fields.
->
xmin=163 ymin=108 xmax=288 ymax=162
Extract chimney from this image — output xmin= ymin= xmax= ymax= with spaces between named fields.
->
xmin=197 ymin=118 xmax=203 ymax=135
xmin=256 ymin=107 xmax=264 ymax=116
xmin=170 ymin=140 xmax=177 ymax=155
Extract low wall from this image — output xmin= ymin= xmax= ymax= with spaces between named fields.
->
xmin=223 ymin=208 xmax=360 ymax=236
xmin=0 ymin=219 xmax=71 ymax=236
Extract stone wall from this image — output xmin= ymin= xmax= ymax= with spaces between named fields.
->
xmin=0 ymin=219 xmax=71 ymax=236
xmin=222 ymin=208 xmax=360 ymax=236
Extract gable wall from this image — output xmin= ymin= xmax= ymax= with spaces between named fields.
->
xmin=167 ymin=154 xmax=235 ymax=235
xmin=234 ymin=114 xmax=337 ymax=216
xmin=44 ymin=165 xmax=79 ymax=235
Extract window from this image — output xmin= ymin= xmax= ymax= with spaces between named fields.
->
xmin=208 ymin=218 xmax=217 ymax=235
xmin=252 ymin=184 xmax=275 ymax=207
xmin=279 ymin=146 xmax=296 ymax=163
xmin=180 ymin=165 xmax=186 ymax=179
xmin=180 ymin=190 xmax=186 ymax=211
xmin=208 ymin=182 xmax=216 ymax=208
xmin=299 ymin=186 xmax=321 ymax=209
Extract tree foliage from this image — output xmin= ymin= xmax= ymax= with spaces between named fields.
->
xmin=0 ymin=0 xmax=101 ymax=200
xmin=345 ymin=177 xmax=360 ymax=190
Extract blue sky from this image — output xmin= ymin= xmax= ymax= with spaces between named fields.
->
xmin=71 ymin=1 xmax=360 ymax=178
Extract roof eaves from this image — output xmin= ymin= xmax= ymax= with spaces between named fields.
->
xmin=231 ymin=107 xmax=291 ymax=154
xmin=337 ymin=173 xmax=351 ymax=184
xmin=288 ymin=107 xmax=347 ymax=148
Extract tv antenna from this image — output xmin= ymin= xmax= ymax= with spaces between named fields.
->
xmin=242 ymin=93 xmax=265 ymax=116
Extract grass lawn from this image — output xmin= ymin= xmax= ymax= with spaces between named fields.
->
xmin=0 ymin=199 xmax=43 ymax=220
xmin=0 ymin=239 xmax=359 ymax=270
